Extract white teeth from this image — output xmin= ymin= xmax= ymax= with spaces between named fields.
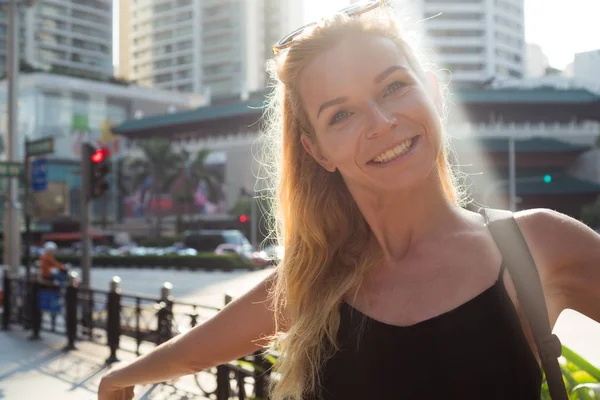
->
xmin=372 ymin=138 xmax=413 ymax=163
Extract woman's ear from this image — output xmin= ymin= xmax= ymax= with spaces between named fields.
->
xmin=426 ymin=71 xmax=443 ymax=115
xmin=301 ymin=134 xmax=337 ymax=172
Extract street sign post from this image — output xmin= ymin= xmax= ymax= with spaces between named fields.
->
xmin=0 ymin=161 xmax=22 ymax=177
xmin=23 ymin=136 xmax=55 ymax=284
xmin=31 ymin=158 xmax=47 ymax=192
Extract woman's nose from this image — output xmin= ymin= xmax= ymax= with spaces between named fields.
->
xmin=365 ymin=103 xmax=397 ymax=139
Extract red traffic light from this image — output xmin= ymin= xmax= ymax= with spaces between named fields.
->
xmin=91 ymin=148 xmax=110 ymax=163
xmin=239 ymin=215 xmax=249 ymax=223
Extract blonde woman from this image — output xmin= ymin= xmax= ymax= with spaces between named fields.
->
xmin=99 ymin=2 xmax=600 ymax=399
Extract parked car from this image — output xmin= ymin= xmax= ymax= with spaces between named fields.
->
xmin=184 ymin=230 xmax=250 ymax=252
xmin=183 ymin=229 xmax=269 ymax=267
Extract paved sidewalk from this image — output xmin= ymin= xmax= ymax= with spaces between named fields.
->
xmin=0 ymin=328 xmax=209 ymax=400
xmin=0 ymin=327 xmax=113 ymax=400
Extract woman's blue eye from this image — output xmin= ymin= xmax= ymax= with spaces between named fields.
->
xmin=330 ymin=111 xmax=352 ymax=125
xmin=384 ymin=81 xmax=406 ymax=96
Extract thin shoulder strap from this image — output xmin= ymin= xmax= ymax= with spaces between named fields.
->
xmin=480 ymin=208 xmax=567 ymax=400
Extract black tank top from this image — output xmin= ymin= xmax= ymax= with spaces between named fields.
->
xmin=307 ymin=264 xmax=542 ymax=399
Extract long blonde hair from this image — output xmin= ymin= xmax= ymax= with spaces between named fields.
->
xmin=261 ymin=8 xmax=461 ymax=400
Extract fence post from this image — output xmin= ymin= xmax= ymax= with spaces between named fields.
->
xmin=2 ymin=268 xmax=11 ymax=330
xmin=254 ymin=351 xmax=271 ymax=399
xmin=156 ymin=282 xmax=173 ymax=345
xmin=212 ymin=294 xmax=235 ymax=400
xmin=64 ymin=271 xmax=79 ymax=351
xmin=106 ymin=276 xmax=121 ymax=364
xmin=216 ymin=365 xmax=230 ymax=400
xmin=29 ymin=276 xmax=41 ymax=340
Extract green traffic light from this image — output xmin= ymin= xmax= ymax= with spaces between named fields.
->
xmin=543 ymin=174 xmax=552 ymax=183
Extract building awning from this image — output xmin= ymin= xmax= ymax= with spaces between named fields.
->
xmin=454 ymin=88 xmax=600 ymax=104
xmin=515 ymin=175 xmax=600 ymax=196
xmin=452 ymin=136 xmax=591 ymax=153
xmin=113 ymin=95 xmax=266 ymax=136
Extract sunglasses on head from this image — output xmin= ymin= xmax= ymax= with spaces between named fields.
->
xmin=272 ymin=0 xmax=388 ymax=56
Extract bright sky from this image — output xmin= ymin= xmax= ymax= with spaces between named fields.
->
xmin=302 ymin=0 xmax=600 ymax=70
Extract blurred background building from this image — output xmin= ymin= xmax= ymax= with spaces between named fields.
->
xmin=351 ymin=0 xmax=526 ymax=86
xmin=117 ymin=0 xmax=303 ymax=96
xmin=0 ymin=0 xmax=114 ymax=79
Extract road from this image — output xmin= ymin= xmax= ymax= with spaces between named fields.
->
xmin=75 ymin=266 xmax=275 ymax=308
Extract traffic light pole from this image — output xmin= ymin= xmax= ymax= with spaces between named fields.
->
xmin=80 ymin=146 xmax=92 ymax=290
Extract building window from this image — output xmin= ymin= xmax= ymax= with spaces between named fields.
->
xmin=176 ymin=26 xmax=193 ymax=37
xmin=72 ymin=10 xmax=106 ymax=24
xmin=495 ymin=32 xmax=522 ymax=47
xmin=154 ymin=59 xmax=173 ymax=69
xmin=444 ymin=63 xmax=484 ymax=72
xmin=40 ymin=18 xmax=67 ymax=31
xmin=176 ymin=13 xmax=193 ymax=22
xmin=428 ymin=29 xmax=484 ymax=38
xmin=154 ymin=3 xmax=170 ymax=13
xmin=496 ymin=49 xmax=522 ymax=63
xmin=39 ymin=48 xmax=67 ymax=61
xmin=436 ymin=46 xmax=484 ymax=54
xmin=177 ymin=40 xmax=193 ymax=51
xmin=425 ymin=12 xmax=483 ymax=20
xmin=154 ymin=31 xmax=172 ymax=42
xmin=177 ymin=84 xmax=194 ymax=92
xmin=40 ymin=4 xmax=67 ymax=15
xmin=37 ymin=32 xmax=68 ymax=46
xmin=176 ymin=55 xmax=193 ymax=65
xmin=177 ymin=70 xmax=192 ymax=79
xmin=495 ymin=15 xmax=522 ymax=30
xmin=425 ymin=0 xmax=482 ymax=3
xmin=79 ymin=0 xmax=111 ymax=12
xmin=155 ymin=73 xmax=173 ymax=83
xmin=153 ymin=15 xmax=174 ymax=28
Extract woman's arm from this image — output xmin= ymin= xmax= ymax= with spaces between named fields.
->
xmin=99 ymin=271 xmax=280 ymax=397
xmin=516 ymin=209 xmax=600 ymax=326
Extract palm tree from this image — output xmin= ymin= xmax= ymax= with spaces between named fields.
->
xmin=129 ymin=138 xmax=181 ymax=237
xmin=174 ymin=148 xmax=224 ymax=219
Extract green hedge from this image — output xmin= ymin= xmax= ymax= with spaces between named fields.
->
xmin=134 ymin=236 xmax=184 ymax=248
xmin=53 ymin=254 xmax=254 ymax=271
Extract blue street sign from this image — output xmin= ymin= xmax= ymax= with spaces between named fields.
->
xmin=31 ymin=158 xmax=47 ymax=192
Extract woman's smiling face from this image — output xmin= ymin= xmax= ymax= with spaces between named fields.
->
xmin=298 ymin=33 xmax=443 ymax=194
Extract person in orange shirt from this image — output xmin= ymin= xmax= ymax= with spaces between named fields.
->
xmin=39 ymin=241 xmax=66 ymax=281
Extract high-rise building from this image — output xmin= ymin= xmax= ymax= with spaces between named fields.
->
xmin=0 ymin=0 xmax=113 ymax=79
xmin=350 ymin=0 xmax=526 ymax=86
xmin=119 ymin=0 xmax=303 ymax=96
xmin=526 ymin=43 xmax=549 ymax=78
xmin=573 ymin=49 xmax=600 ymax=87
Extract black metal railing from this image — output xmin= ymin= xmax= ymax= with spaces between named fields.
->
xmin=1 ymin=269 xmax=272 ymax=400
